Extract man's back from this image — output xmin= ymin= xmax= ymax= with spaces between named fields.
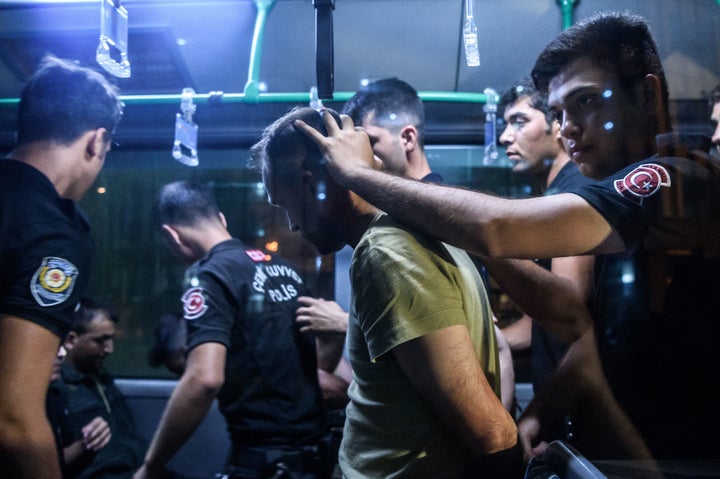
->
xmin=342 ymin=214 xmax=501 ymax=478
xmin=183 ymin=238 xmax=326 ymax=447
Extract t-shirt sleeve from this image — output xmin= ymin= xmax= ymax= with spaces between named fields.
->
xmin=182 ymin=267 xmax=235 ymax=351
xmin=569 ymin=162 xmax=659 ymax=252
xmin=1 ymin=210 xmax=92 ymax=338
xmin=351 ymin=226 xmax=468 ymax=361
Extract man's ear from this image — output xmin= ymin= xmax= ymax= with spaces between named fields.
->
xmin=641 ymin=74 xmax=662 ymax=113
xmin=301 ymin=170 xmax=319 ymax=196
xmin=85 ymin=127 xmax=109 ymax=160
xmin=162 ymin=224 xmax=183 ymax=247
xmin=64 ymin=331 xmax=78 ymax=351
xmin=400 ymin=125 xmax=418 ymax=151
xmin=218 ymin=212 xmax=228 ymax=229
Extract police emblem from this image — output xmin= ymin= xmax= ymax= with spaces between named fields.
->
xmin=182 ymin=287 xmax=208 ymax=320
xmin=245 ymin=249 xmax=271 ymax=262
xmin=30 ymin=257 xmax=79 ymax=307
xmin=614 ymin=163 xmax=671 ymax=200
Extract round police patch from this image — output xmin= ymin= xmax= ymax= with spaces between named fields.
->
xmin=614 ymin=163 xmax=671 ymax=199
xmin=30 ymin=256 xmax=79 ymax=307
xmin=182 ymin=286 xmax=208 ymax=320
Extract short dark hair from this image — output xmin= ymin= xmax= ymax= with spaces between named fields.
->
xmin=71 ymin=297 xmax=118 ymax=335
xmin=249 ymin=106 xmax=342 ymax=184
xmin=531 ymin=11 xmax=670 ymax=127
xmin=500 ymin=75 xmax=553 ymax=128
xmin=710 ymin=83 xmax=720 ymax=107
xmin=152 ymin=181 xmax=221 ymax=230
xmin=342 ymin=77 xmax=425 ymax=148
xmin=17 ymin=55 xmax=123 ymax=146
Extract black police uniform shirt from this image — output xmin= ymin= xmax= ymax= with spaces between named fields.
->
xmin=568 ymin=133 xmax=720 ymax=459
xmin=181 ymin=239 xmax=325 ymax=448
xmin=0 ymin=159 xmax=92 ymax=338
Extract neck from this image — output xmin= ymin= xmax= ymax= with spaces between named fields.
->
xmin=406 ymin=151 xmax=432 ymax=181
xmin=345 ymin=193 xmax=381 ymax=249
xmin=178 ymin=223 xmax=233 ymax=262
xmin=9 ymin=142 xmax=79 ymax=199
xmin=545 ymin=151 xmax=571 ymax=188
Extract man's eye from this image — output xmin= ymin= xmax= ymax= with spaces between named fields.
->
xmin=511 ymin=119 xmax=527 ymax=130
xmin=577 ymin=94 xmax=596 ymax=108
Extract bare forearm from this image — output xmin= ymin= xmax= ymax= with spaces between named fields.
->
xmin=142 ymin=377 xmax=217 ymax=472
xmin=63 ymin=440 xmax=87 ymax=467
xmin=315 ymin=333 xmax=345 ymax=373
xmin=520 ymin=330 xmax=654 ymax=461
xmin=483 ymin=257 xmax=592 ymax=342
xmin=395 ymin=325 xmax=517 ymax=455
xmin=501 ymin=315 xmax=532 ymax=351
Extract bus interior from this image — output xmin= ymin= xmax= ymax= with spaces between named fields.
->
xmin=1 ymin=1 xmax=719 ymax=478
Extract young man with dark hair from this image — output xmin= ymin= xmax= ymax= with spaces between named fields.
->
xmin=253 ymin=107 xmax=523 ymax=478
xmin=0 ymin=55 xmax=123 ymax=479
xmin=296 ymin=11 xmax=720 ymax=461
xmin=496 ymin=75 xmax=595 ymax=398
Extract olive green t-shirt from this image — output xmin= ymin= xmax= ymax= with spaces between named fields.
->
xmin=340 ymin=214 xmax=500 ymax=478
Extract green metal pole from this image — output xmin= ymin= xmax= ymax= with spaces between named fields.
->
xmin=0 ymin=90 xmax=488 ymax=108
xmin=557 ymin=0 xmax=578 ymax=30
xmin=244 ymin=0 xmax=276 ymax=103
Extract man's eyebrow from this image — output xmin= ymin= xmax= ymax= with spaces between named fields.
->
xmin=507 ymin=112 xmax=529 ymax=122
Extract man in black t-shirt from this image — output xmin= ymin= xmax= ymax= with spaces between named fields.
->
xmin=495 ymin=75 xmax=595 ymax=401
xmin=135 ymin=181 xmax=337 ymax=479
xmin=0 ymin=56 xmax=122 ymax=479
xmin=296 ymin=11 xmax=720 ymax=463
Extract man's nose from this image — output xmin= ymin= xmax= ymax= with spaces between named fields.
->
xmin=559 ymin=112 xmax=580 ymax=139
xmin=711 ymin=124 xmax=720 ymax=149
xmin=499 ymin=124 xmax=514 ymax=146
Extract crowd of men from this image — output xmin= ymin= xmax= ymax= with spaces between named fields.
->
xmin=1 ymin=9 xmax=719 ymax=479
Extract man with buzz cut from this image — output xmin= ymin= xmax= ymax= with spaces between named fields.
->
xmin=135 ymin=181 xmax=338 ymax=479
xmin=253 ymin=106 xmax=523 ymax=479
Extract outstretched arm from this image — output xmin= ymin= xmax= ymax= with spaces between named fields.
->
xmin=295 ymin=112 xmax=624 ymax=260
xmin=134 ymin=342 xmax=226 ymax=479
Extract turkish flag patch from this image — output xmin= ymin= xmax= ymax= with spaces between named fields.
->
xmin=614 ymin=163 xmax=670 ymax=199
xmin=182 ymin=287 xmax=208 ymax=320
xmin=245 ymin=249 xmax=271 ymax=262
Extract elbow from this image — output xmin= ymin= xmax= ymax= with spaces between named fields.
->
xmin=479 ymin=219 xmax=514 ymax=258
xmin=184 ymin=370 xmax=224 ymax=397
xmin=485 ymin=417 xmax=520 ymax=454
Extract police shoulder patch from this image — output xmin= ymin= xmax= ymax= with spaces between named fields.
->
xmin=614 ymin=163 xmax=671 ymax=199
xmin=181 ymin=286 xmax=208 ymax=320
xmin=30 ymin=257 xmax=79 ymax=307
xmin=245 ymin=249 xmax=271 ymax=262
